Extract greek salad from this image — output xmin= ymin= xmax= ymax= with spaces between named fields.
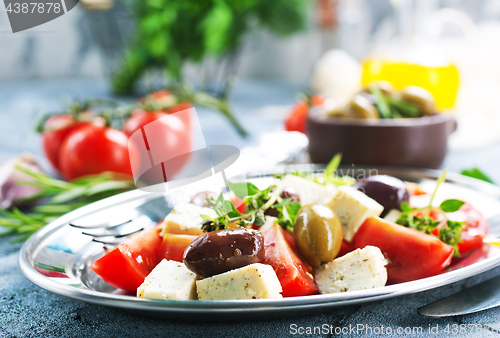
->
xmin=91 ymin=166 xmax=489 ymax=301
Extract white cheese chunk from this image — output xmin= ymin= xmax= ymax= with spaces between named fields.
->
xmin=278 ymin=175 xmax=336 ymax=205
xmin=137 ymin=259 xmax=198 ymax=300
xmin=326 ymin=186 xmax=383 ymax=242
xmin=196 ymin=263 xmax=283 ymax=300
xmin=383 ymin=209 xmax=402 ymax=223
xmin=315 ymin=246 xmax=388 ymax=294
xmin=161 ymin=203 xmax=217 ymax=236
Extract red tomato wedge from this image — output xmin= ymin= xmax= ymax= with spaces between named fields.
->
xmin=446 ymin=203 xmax=488 ymax=256
xmin=338 ymin=240 xmax=357 ymax=257
xmin=447 ymin=243 xmax=490 ymax=272
xmin=158 ymin=233 xmax=198 ymax=263
xmin=261 ymin=223 xmax=317 ymax=297
xmin=355 ymin=217 xmax=454 ymax=283
xmin=420 ymin=203 xmax=487 ymax=256
xmin=91 ymin=228 xmax=162 ymax=291
xmin=230 ymin=196 xmax=246 ymax=214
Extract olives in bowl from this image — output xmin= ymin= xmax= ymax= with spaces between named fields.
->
xmin=353 ymin=175 xmax=409 ymax=217
xmin=307 ymin=83 xmax=456 ymax=169
xmin=293 ymin=204 xmax=343 ymax=268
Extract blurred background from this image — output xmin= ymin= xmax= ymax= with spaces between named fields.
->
xmin=2 ymin=0 xmax=500 ymax=158
xmin=3 ymin=0 xmax=500 ymax=149
xmin=2 ymin=0 xmax=500 ymax=240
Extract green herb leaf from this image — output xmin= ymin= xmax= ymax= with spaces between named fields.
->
xmin=387 ymin=98 xmax=420 ymax=117
xmin=439 ymin=199 xmax=465 ymax=213
xmin=400 ymin=202 xmax=412 ymax=212
xmin=428 ymin=169 xmax=448 ymax=210
xmin=325 ymin=153 xmax=342 ymax=177
xmin=439 ymin=220 xmax=464 ymax=256
xmin=461 ymin=167 xmax=494 ymax=184
xmin=369 ymin=86 xmax=391 ymax=119
xmin=228 ymin=181 xmax=260 ymax=198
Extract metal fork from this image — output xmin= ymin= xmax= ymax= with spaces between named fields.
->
xmin=70 ymin=214 xmax=157 ymax=245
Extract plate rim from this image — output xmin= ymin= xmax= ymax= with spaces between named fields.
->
xmin=18 ymin=166 xmax=500 ymax=314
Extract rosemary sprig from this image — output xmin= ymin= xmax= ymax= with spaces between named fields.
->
xmin=0 ymin=167 xmax=135 ymax=241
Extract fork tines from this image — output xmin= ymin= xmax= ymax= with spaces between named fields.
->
xmin=71 ymin=215 xmax=156 ymax=245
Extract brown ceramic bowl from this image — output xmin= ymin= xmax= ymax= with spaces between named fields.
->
xmin=307 ymin=112 xmax=457 ymax=169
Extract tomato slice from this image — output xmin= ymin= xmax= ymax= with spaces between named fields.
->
xmin=447 ymin=243 xmax=489 ymax=272
xmin=338 ymin=240 xmax=357 ymax=257
xmin=449 ymin=203 xmax=488 ymax=256
xmin=422 ymin=203 xmax=488 ymax=256
xmin=261 ymin=223 xmax=317 ymax=297
xmin=91 ymin=228 xmax=162 ymax=291
xmin=355 ymin=217 xmax=454 ymax=283
xmin=230 ymin=196 xmax=246 ymax=214
xmin=158 ymin=233 xmax=198 ymax=263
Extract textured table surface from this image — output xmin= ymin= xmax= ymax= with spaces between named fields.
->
xmin=1 ymin=79 xmax=500 ymax=338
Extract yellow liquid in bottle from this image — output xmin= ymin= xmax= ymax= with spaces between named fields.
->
xmin=361 ymin=59 xmax=460 ymax=111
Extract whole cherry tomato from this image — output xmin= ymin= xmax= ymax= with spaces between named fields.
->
xmin=59 ymin=124 xmax=132 ymax=180
xmin=123 ymin=91 xmax=192 ymax=180
xmin=41 ymin=113 xmax=103 ymax=171
xmin=124 ymin=90 xmax=192 ymax=136
xmin=284 ymin=95 xmax=325 ymax=134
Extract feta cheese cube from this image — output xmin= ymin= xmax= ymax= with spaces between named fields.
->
xmin=137 ymin=260 xmax=198 ymax=300
xmin=161 ymin=203 xmax=217 ymax=236
xmin=315 ymin=246 xmax=388 ymax=294
xmin=278 ymin=175 xmax=336 ymax=205
xmin=196 ymin=263 xmax=283 ymax=300
xmin=326 ymin=186 xmax=384 ymax=242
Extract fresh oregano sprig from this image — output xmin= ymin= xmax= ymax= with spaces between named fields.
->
xmin=396 ymin=170 xmax=466 ymax=256
xmin=201 ymin=181 xmax=302 ymax=233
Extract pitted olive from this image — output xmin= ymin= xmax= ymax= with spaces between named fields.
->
xmin=353 ymin=175 xmax=409 ymax=217
xmin=293 ymin=204 xmax=342 ymax=267
xmin=347 ymin=94 xmax=379 ymax=119
xmin=400 ymin=86 xmax=436 ymax=116
xmin=183 ymin=228 xmax=264 ymax=277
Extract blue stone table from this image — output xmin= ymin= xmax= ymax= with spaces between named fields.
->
xmin=1 ymin=79 xmax=500 ymax=337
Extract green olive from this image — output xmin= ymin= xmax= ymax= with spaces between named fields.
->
xmin=324 ymin=106 xmax=349 ymax=118
xmin=400 ymin=86 xmax=436 ymax=116
xmin=293 ymin=204 xmax=343 ymax=267
xmin=347 ymin=94 xmax=379 ymax=119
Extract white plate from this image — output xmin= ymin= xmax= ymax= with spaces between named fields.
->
xmin=19 ymin=166 xmax=500 ymax=321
